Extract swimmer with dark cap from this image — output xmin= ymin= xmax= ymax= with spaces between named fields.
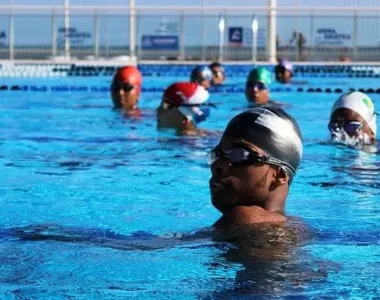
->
xmin=329 ymin=91 xmax=377 ymax=151
xmin=190 ymin=66 xmax=213 ymax=90
xmin=209 ymin=62 xmax=225 ymax=86
xmin=245 ymin=67 xmax=280 ymax=107
xmin=207 ymin=107 xmax=303 ymax=227
xmin=157 ymin=81 xmax=213 ymax=136
xmin=111 ymin=66 xmax=142 ymax=116
xmin=274 ymin=59 xmax=293 ymax=84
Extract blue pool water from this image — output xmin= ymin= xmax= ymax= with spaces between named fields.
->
xmin=1 ymin=73 xmax=380 ymax=298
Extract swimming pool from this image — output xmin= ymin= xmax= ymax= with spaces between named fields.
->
xmin=0 ymin=69 xmax=380 ymax=298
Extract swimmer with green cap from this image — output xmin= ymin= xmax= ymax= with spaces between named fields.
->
xmin=245 ymin=67 xmax=273 ymax=105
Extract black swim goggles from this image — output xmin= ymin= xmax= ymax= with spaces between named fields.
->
xmin=113 ymin=82 xmax=135 ymax=92
xmin=206 ymin=147 xmax=284 ymax=168
xmin=246 ymin=81 xmax=267 ymax=91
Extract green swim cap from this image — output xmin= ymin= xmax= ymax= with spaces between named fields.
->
xmin=247 ymin=67 xmax=272 ymax=86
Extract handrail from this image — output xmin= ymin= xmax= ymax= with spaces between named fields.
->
xmin=0 ymin=5 xmax=379 ymax=11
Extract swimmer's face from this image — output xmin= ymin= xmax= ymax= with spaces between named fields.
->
xmin=111 ymin=80 xmax=140 ymax=110
xmin=276 ymin=68 xmax=292 ymax=84
xmin=211 ymin=67 xmax=225 ymax=85
xmin=209 ymin=138 xmax=282 ymax=214
xmin=245 ymin=81 xmax=270 ymax=105
xmin=329 ymin=108 xmax=375 ymax=142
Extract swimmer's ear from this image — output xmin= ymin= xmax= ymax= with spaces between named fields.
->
xmin=271 ymin=167 xmax=289 ymax=187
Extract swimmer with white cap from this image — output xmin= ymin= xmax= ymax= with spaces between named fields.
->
xmin=274 ymin=59 xmax=293 ymax=84
xmin=207 ymin=107 xmax=303 ymax=227
xmin=329 ymin=91 xmax=377 ymax=150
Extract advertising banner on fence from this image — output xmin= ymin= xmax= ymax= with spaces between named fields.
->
xmin=141 ymin=35 xmax=179 ymax=50
xmin=57 ymin=27 xmax=92 ymax=45
xmin=315 ymin=28 xmax=352 ymax=46
xmin=228 ymin=26 xmax=266 ymax=47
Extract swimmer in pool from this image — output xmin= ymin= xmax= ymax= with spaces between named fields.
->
xmin=207 ymin=107 xmax=303 ymax=228
xmin=329 ymin=91 xmax=377 ymax=151
xmin=110 ymin=66 xmax=142 ymax=116
xmin=190 ymin=66 xmax=213 ymax=90
xmin=209 ymin=62 xmax=225 ymax=86
xmin=274 ymin=58 xmax=293 ymax=84
xmin=157 ymin=81 xmax=213 ymax=136
xmin=245 ymin=67 xmax=279 ymax=106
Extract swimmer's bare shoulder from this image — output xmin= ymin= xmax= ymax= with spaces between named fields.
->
xmin=212 ymin=206 xmax=311 ymax=247
xmin=213 ymin=205 xmax=286 ymax=228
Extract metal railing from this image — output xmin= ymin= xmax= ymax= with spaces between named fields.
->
xmin=0 ymin=4 xmax=380 ymax=62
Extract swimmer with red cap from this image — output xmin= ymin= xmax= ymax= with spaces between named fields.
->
xmin=157 ymin=82 xmax=213 ymax=136
xmin=111 ymin=66 xmax=142 ymax=116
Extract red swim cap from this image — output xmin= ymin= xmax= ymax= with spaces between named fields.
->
xmin=163 ymin=82 xmax=209 ymax=105
xmin=115 ymin=66 xmax=142 ymax=88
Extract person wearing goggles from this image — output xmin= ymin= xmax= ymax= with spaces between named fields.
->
xmin=207 ymin=107 xmax=303 ymax=228
xmin=110 ymin=66 xmax=142 ymax=116
xmin=245 ymin=67 xmax=273 ymax=106
xmin=157 ymin=82 xmax=214 ymax=136
xmin=329 ymin=91 xmax=377 ymax=150
xmin=190 ymin=66 xmax=213 ymax=90
xmin=209 ymin=62 xmax=225 ymax=86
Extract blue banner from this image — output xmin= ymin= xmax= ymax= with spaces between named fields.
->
xmin=141 ymin=35 xmax=179 ymax=50
xmin=228 ymin=27 xmax=243 ymax=44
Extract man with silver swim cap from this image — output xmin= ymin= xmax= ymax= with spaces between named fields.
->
xmin=329 ymin=91 xmax=377 ymax=149
xmin=207 ymin=107 xmax=303 ymax=228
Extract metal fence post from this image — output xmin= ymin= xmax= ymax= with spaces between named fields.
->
xmin=252 ymin=16 xmax=258 ymax=63
xmin=51 ymin=9 xmax=57 ymax=58
xmin=267 ymin=0 xmax=277 ymax=63
xmin=353 ymin=10 xmax=357 ymax=61
xmin=179 ymin=10 xmax=185 ymax=60
xmin=94 ymin=9 xmax=99 ymax=58
xmin=218 ymin=13 xmax=225 ymax=62
xmin=130 ymin=0 xmax=136 ymax=61
xmin=9 ymin=5 xmax=14 ymax=60
xmin=64 ymin=0 xmax=71 ymax=61
xmin=201 ymin=5 xmax=205 ymax=61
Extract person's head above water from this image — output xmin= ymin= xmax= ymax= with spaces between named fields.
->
xmin=275 ymin=59 xmax=293 ymax=84
xmin=209 ymin=62 xmax=225 ymax=86
xmin=111 ymin=66 xmax=142 ymax=111
xmin=207 ymin=107 xmax=303 ymax=227
xmin=190 ymin=66 xmax=213 ymax=89
xmin=329 ymin=91 xmax=377 ymax=149
xmin=245 ymin=67 xmax=272 ymax=105
xmin=157 ymin=81 xmax=211 ymax=135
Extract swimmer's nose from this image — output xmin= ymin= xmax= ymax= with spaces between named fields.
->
xmin=211 ymin=157 xmax=231 ymax=177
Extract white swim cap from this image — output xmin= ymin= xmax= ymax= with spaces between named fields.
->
xmin=331 ymin=91 xmax=377 ymax=135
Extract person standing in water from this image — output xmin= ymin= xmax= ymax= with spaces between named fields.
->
xmin=110 ymin=66 xmax=142 ymax=116
xmin=207 ymin=107 xmax=303 ymax=228
xmin=328 ymin=91 xmax=377 ymax=151
xmin=157 ymin=81 xmax=213 ymax=136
